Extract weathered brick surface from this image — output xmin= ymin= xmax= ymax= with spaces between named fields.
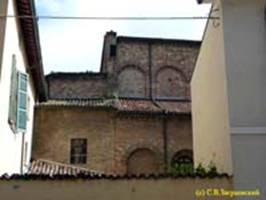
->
xmin=33 ymin=107 xmax=192 ymax=174
xmin=46 ymin=73 xmax=108 ymax=99
xmin=34 ymin=32 xmax=198 ymax=175
xmin=47 ymin=33 xmax=200 ymax=100
xmin=117 ymin=66 xmax=147 ymax=97
xmin=114 ymin=38 xmax=200 ymax=98
xmin=32 ymin=108 xmax=115 ymax=173
xmin=166 ymin=116 xmax=193 ymax=165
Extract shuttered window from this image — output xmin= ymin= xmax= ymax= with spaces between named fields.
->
xmin=8 ymin=54 xmax=29 ymax=133
xmin=17 ymin=72 xmax=28 ymax=132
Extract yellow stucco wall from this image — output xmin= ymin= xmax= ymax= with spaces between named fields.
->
xmin=0 ymin=178 xmax=233 ymax=200
xmin=191 ymin=0 xmax=233 ymax=174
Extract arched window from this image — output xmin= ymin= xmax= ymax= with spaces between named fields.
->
xmin=156 ymin=67 xmax=187 ymax=98
xmin=118 ymin=66 xmax=146 ymax=97
xmin=127 ymin=148 xmax=158 ymax=175
xmin=171 ymin=149 xmax=193 ymax=167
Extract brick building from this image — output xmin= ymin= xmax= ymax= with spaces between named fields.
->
xmin=32 ymin=31 xmax=200 ymax=175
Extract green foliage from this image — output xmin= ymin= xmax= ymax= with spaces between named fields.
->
xmin=169 ymin=161 xmax=219 ymax=178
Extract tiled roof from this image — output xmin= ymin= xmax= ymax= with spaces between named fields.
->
xmin=0 ymin=173 xmax=230 ymax=180
xmin=37 ymin=99 xmax=116 ymax=108
xmin=37 ymin=98 xmax=191 ymax=114
xmin=16 ymin=0 xmax=47 ymax=101
xmin=117 ymin=36 xmax=201 ymax=46
xmin=118 ymin=99 xmax=162 ymax=113
xmin=27 ymin=159 xmax=102 ymax=176
xmin=46 ymin=72 xmax=108 ymax=80
xmin=157 ymin=101 xmax=191 ymax=114
xmin=0 ymin=159 xmax=230 ymax=180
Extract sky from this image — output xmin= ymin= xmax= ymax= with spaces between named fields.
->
xmin=35 ymin=0 xmax=211 ymax=74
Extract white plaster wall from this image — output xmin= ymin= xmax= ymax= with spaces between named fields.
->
xmin=194 ymin=0 xmax=266 ymax=196
xmin=191 ymin=0 xmax=233 ymax=174
xmin=223 ymin=0 xmax=266 ymax=127
xmin=221 ymin=0 xmax=266 ymax=197
xmin=0 ymin=0 xmax=35 ymax=175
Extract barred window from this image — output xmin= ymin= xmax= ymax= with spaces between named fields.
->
xmin=70 ymin=139 xmax=87 ymax=164
xmin=171 ymin=149 xmax=193 ymax=167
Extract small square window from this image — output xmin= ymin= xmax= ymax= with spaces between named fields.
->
xmin=70 ymin=139 xmax=87 ymax=164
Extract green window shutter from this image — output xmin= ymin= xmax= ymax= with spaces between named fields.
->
xmin=8 ymin=55 xmax=18 ymax=131
xmin=16 ymin=71 xmax=28 ymax=132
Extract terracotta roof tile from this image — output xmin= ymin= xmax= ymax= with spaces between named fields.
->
xmin=37 ymin=98 xmax=190 ymax=114
xmin=118 ymin=99 xmax=161 ymax=112
xmin=157 ymin=101 xmax=191 ymax=114
xmin=27 ymin=159 xmax=102 ymax=176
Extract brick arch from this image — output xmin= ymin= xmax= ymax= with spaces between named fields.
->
xmin=126 ymin=148 xmax=159 ymax=175
xmin=118 ymin=65 xmax=146 ymax=97
xmin=155 ymin=66 xmax=188 ymax=98
xmin=122 ymin=143 xmax=164 ymax=175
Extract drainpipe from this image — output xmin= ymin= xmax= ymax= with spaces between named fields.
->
xmin=20 ymin=132 xmax=25 ymax=174
xmin=148 ymin=42 xmax=153 ymax=100
xmin=162 ymin=112 xmax=168 ymax=173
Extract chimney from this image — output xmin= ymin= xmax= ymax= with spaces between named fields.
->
xmin=101 ymin=31 xmax=117 ymax=73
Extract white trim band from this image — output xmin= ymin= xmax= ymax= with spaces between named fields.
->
xmin=231 ymin=127 xmax=266 ymax=135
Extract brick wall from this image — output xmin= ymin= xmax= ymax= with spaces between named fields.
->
xmin=32 ymin=107 xmax=192 ymax=174
xmin=35 ymin=33 xmax=198 ymax=175
xmin=32 ymin=108 xmax=115 ymax=173
xmin=46 ymin=73 xmax=108 ymax=99
xmin=114 ymin=37 xmax=200 ymax=98
xmin=46 ymin=33 xmax=200 ymax=100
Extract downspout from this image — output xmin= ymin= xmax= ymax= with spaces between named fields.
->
xmin=148 ymin=42 xmax=168 ymax=172
xmin=148 ymin=42 xmax=153 ymax=100
xmin=162 ymin=112 xmax=168 ymax=172
xmin=20 ymin=132 xmax=25 ymax=174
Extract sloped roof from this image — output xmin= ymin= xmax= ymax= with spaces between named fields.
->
xmin=36 ymin=98 xmax=191 ymax=115
xmin=117 ymin=36 xmax=201 ymax=45
xmin=46 ymin=72 xmax=108 ymax=80
xmin=27 ymin=159 xmax=102 ymax=176
xmin=0 ymin=159 xmax=230 ymax=180
xmin=16 ymin=0 xmax=47 ymax=101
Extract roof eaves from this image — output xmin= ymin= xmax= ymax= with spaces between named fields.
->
xmin=0 ymin=173 xmax=231 ymax=181
xmin=117 ymin=36 xmax=201 ymax=46
xmin=16 ymin=0 xmax=47 ymax=101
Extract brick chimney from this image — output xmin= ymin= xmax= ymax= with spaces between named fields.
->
xmin=100 ymin=31 xmax=117 ymax=74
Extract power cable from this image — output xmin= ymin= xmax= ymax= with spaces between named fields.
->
xmin=0 ymin=15 xmax=218 ymax=20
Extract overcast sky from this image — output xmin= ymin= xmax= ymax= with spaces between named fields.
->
xmin=35 ymin=0 xmax=211 ymax=74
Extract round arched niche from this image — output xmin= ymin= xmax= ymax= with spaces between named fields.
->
xmin=155 ymin=66 xmax=188 ymax=98
xmin=126 ymin=148 xmax=159 ymax=175
xmin=118 ymin=66 xmax=146 ymax=97
xmin=171 ymin=149 xmax=193 ymax=167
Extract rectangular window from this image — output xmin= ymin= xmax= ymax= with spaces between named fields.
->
xmin=70 ymin=139 xmax=87 ymax=164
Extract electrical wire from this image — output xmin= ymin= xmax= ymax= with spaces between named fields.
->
xmin=0 ymin=15 xmax=218 ymax=20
